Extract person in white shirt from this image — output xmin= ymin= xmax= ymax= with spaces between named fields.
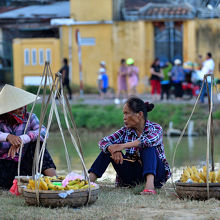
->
xmin=198 ymin=52 xmax=215 ymax=103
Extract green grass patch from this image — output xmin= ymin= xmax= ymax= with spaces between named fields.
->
xmin=27 ymin=103 xmax=220 ymax=135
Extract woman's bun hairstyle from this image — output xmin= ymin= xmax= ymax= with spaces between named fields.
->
xmin=126 ymin=97 xmax=154 ymax=121
xmin=144 ymin=102 xmax=154 ymax=112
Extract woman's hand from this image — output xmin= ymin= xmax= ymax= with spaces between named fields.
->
xmin=8 ymin=145 xmax=20 ymax=159
xmin=108 ymin=144 xmax=124 ymax=155
xmin=6 ymin=134 xmax=22 ymax=146
xmin=111 ymin=152 xmax=123 ymax=164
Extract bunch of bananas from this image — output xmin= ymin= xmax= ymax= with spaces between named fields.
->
xmin=180 ymin=166 xmax=220 ymax=183
xmin=27 ymin=177 xmax=94 ymax=191
xmin=65 ymin=178 xmax=95 ymax=190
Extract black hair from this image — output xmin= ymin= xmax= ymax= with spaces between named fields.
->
xmin=63 ymin=58 xmax=68 ymax=65
xmin=207 ymin=52 xmax=212 ymax=58
xmin=126 ymin=97 xmax=154 ymax=120
xmin=121 ymin=59 xmax=126 ymax=64
xmin=152 ymin=58 xmax=160 ymax=66
xmin=0 ymin=113 xmax=18 ymax=126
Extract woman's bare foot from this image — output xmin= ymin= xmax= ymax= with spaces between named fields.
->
xmin=140 ymin=174 xmax=156 ymax=195
xmin=89 ymin=172 xmax=97 ymax=182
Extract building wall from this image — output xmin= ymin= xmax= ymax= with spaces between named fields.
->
xmin=59 ymin=21 xmax=154 ymax=93
xmin=13 ymin=38 xmax=60 ymax=88
xmin=112 ymin=21 xmax=154 ymax=93
xmin=60 ymin=24 xmax=113 ymax=89
xmin=70 ymin=0 xmax=113 ymax=21
xmin=183 ymin=20 xmax=196 ymax=63
xmin=195 ymin=19 xmax=220 ymax=77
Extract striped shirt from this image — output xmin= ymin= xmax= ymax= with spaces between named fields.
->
xmin=0 ymin=113 xmax=47 ymax=161
xmin=99 ymin=120 xmax=171 ymax=181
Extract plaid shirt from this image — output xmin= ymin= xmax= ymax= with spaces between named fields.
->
xmin=99 ymin=120 xmax=171 ymax=181
xmin=0 ymin=113 xmax=47 ymax=162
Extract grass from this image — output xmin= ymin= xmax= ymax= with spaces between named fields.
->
xmin=1 ymin=183 xmax=220 ymax=219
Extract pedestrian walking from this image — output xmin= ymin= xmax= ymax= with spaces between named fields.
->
xmin=127 ymin=58 xmax=139 ymax=96
xmin=59 ymin=58 xmax=72 ymax=100
xmin=97 ymin=61 xmax=109 ymax=99
xmin=150 ymin=58 xmax=163 ymax=101
xmin=197 ymin=52 xmax=215 ymax=103
xmin=161 ymin=62 xmax=172 ymax=101
xmin=171 ymin=59 xmax=185 ymax=100
xmin=114 ymin=59 xmax=128 ymax=104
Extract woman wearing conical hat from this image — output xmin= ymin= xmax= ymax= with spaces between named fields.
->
xmin=0 ymin=85 xmax=56 ymax=189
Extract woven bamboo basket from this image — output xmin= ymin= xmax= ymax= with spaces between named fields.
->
xmin=23 ymin=185 xmax=99 ymax=207
xmin=15 ymin=176 xmax=29 ymax=195
xmin=176 ymin=181 xmax=220 ymax=200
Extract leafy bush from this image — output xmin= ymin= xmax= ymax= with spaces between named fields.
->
xmin=22 ymin=85 xmax=51 ymax=94
xmin=27 ymin=103 xmax=220 ymax=134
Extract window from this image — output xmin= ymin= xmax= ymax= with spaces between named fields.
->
xmin=39 ymin=49 xmax=44 ymax=65
xmin=80 ymin=38 xmax=96 ymax=46
xmin=24 ymin=49 xmax=30 ymax=65
xmin=31 ymin=49 xmax=37 ymax=65
xmin=46 ymin=49 xmax=51 ymax=64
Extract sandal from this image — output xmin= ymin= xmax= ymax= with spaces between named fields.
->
xmin=140 ymin=189 xmax=157 ymax=195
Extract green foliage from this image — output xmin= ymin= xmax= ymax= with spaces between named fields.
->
xmin=23 ymin=84 xmax=99 ymax=95
xmin=27 ymin=103 xmax=220 ymax=133
xmin=71 ymin=83 xmax=99 ymax=94
xmin=22 ymin=85 xmax=51 ymax=94
xmin=213 ymin=110 xmax=220 ymax=119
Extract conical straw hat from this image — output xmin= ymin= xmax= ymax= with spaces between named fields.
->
xmin=0 ymin=84 xmax=40 ymax=115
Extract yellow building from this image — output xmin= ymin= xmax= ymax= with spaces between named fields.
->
xmin=13 ymin=38 xmax=60 ymax=88
xmin=13 ymin=0 xmax=220 ymax=93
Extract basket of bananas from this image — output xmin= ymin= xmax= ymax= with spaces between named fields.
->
xmin=23 ymin=176 xmax=99 ymax=207
xmin=176 ymin=166 xmax=220 ymax=200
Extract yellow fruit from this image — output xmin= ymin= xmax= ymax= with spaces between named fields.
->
xmin=28 ymin=179 xmax=36 ymax=190
xmin=80 ymin=184 xmax=95 ymax=190
xmin=216 ymin=170 xmax=220 ymax=183
xmin=68 ymin=179 xmax=81 ymax=186
xmin=48 ymin=183 xmax=56 ymax=190
xmin=66 ymin=185 xmax=80 ymax=190
xmin=183 ymin=169 xmax=191 ymax=179
xmin=49 ymin=176 xmax=57 ymax=181
xmin=39 ymin=180 xmax=48 ymax=190
xmin=80 ymin=184 xmax=89 ymax=189
xmin=44 ymin=176 xmax=51 ymax=185
xmin=78 ymin=180 xmax=86 ymax=188
xmin=57 ymin=176 xmax=66 ymax=180
xmin=203 ymin=166 xmax=207 ymax=174
xmin=199 ymin=179 xmax=205 ymax=183
xmin=191 ymin=174 xmax=200 ymax=183
xmin=54 ymin=185 xmax=64 ymax=190
xmin=209 ymin=171 xmax=216 ymax=183
xmin=199 ymin=172 xmax=206 ymax=183
xmin=186 ymin=167 xmax=193 ymax=176
xmin=192 ymin=166 xmax=199 ymax=175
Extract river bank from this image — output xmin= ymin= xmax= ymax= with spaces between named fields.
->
xmin=29 ymin=103 xmax=220 ymax=135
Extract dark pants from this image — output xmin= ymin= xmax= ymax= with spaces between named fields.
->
xmin=200 ymin=82 xmax=211 ymax=103
xmin=0 ymin=141 xmax=56 ymax=189
xmin=173 ymin=82 xmax=183 ymax=98
xmin=58 ymin=78 xmax=72 ymax=99
xmin=161 ymin=84 xmax=170 ymax=100
xmin=63 ymin=78 xmax=72 ymax=99
xmin=88 ymin=147 xmax=166 ymax=188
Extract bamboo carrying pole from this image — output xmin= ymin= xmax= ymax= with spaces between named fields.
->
xmin=17 ymin=62 xmax=92 ymax=206
xmin=171 ymin=73 xmax=216 ymax=199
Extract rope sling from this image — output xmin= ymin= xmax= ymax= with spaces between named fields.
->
xmin=17 ymin=62 xmax=92 ymax=205
xmin=171 ymin=73 xmax=219 ymax=199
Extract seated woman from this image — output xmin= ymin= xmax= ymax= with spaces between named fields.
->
xmin=89 ymin=97 xmax=171 ymax=194
xmin=0 ymin=84 xmax=56 ymax=189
